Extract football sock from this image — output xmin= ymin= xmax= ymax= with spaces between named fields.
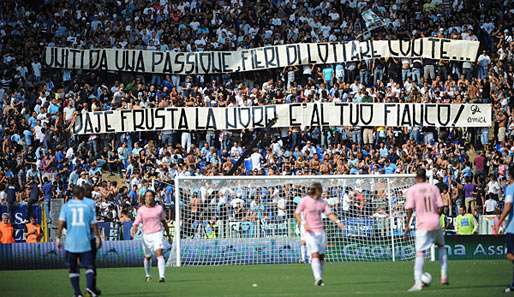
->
xmin=85 ymin=269 xmax=95 ymax=291
xmin=414 ymin=254 xmax=424 ymax=286
xmin=439 ymin=246 xmax=448 ymax=279
xmin=144 ymin=258 xmax=151 ymax=277
xmin=311 ymin=257 xmax=322 ymax=281
xmin=157 ymin=256 xmax=165 ymax=279
xmin=69 ymin=273 xmax=80 ymax=295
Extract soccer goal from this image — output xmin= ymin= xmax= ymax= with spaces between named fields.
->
xmin=170 ymin=174 xmax=420 ymax=267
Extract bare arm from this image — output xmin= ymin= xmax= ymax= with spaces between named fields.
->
xmin=404 ymin=208 xmax=414 ymax=236
xmin=161 ymin=220 xmax=171 ymax=240
xmin=495 ymin=202 xmax=512 ymax=233
xmin=327 ymin=212 xmax=345 ymax=230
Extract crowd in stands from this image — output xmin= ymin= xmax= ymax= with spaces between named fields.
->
xmin=0 ymin=0 xmax=513 ymax=241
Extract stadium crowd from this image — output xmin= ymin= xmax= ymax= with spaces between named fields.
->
xmin=0 ymin=0 xmax=513 ymax=241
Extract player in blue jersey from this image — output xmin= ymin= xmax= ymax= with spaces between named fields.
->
xmin=82 ymin=184 xmax=101 ymax=294
xmin=495 ymin=166 xmax=514 ymax=293
xmin=56 ymin=186 xmax=102 ymax=297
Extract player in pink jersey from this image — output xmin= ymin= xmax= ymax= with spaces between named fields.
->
xmin=404 ymin=168 xmax=448 ymax=292
xmin=131 ymin=190 xmax=171 ymax=283
xmin=294 ymin=182 xmax=345 ymax=286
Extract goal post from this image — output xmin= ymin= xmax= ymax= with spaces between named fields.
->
xmin=171 ymin=174 xmax=421 ymax=267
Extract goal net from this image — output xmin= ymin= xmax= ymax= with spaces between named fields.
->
xmin=170 ymin=175 xmax=418 ymax=266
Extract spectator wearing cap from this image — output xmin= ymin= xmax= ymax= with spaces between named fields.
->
xmin=0 ymin=213 xmax=15 ymax=244
xmin=25 ymin=216 xmax=41 ymax=243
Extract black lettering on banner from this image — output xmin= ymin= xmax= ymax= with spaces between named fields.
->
xmin=440 ymin=39 xmax=451 ymax=60
xmin=212 ymin=52 xmax=223 ymax=73
xmin=225 ymin=108 xmax=237 ymax=129
xmin=125 ymin=50 xmax=135 ymax=71
xmin=54 ymin=48 xmax=65 ymax=68
xmin=253 ymin=49 xmax=264 ymax=70
xmin=306 ymin=44 xmax=316 ymax=64
xmin=413 ymin=104 xmax=424 ymax=126
xmin=399 ymin=40 xmax=411 ymax=57
xmin=428 ymin=38 xmax=439 ymax=59
xmin=424 ymin=104 xmax=436 ymax=126
xmin=73 ymin=113 xmax=83 ymax=134
xmin=206 ymin=108 xmax=217 ymax=130
xmin=133 ymin=110 xmax=145 ymax=131
xmin=341 ymin=42 xmax=348 ymax=62
xmin=97 ymin=49 xmax=108 ymax=70
xmin=359 ymin=41 xmax=371 ymax=59
xmin=264 ymin=47 xmax=277 ymax=68
xmin=155 ymin=108 xmax=166 ymax=130
xmin=222 ymin=52 xmax=232 ymax=72
xmin=320 ymin=103 xmax=329 ymax=125
xmin=274 ymin=46 xmax=280 ymax=67
xmin=135 ymin=50 xmax=145 ymax=73
xmin=451 ymin=104 xmax=465 ymax=126
xmin=195 ymin=108 xmax=206 ymax=130
xmin=238 ymin=107 xmax=251 ymax=128
xmin=84 ymin=113 xmax=94 ymax=134
xmin=437 ymin=104 xmax=451 ymax=126
xmin=174 ymin=53 xmax=185 ymax=74
xmin=329 ymin=43 xmax=338 ymax=63
xmin=152 ymin=52 xmax=164 ymax=72
xmin=265 ymin=106 xmax=277 ymax=126
xmin=289 ymin=104 xmax=302 ymax=126
xmin=104 ymin=111 xmax=115 ymax=133
xmin=178 ymin=109 xmax=189 ymax=130
xmin=360 ymin=104 xmax=373 ymax=125
xmin=163 ymin=53 xmax=173 ymax=73
xmin=296 ymin=44 xmax=302 ymax=64
xmin=89 ymin=50 xmax=101 ymax=69
xmin=387 ymin=40 xmax=399 ymax=56
xmin=115 ymin=50 xmax=126 ymax=71
xmin=252 ymin=106 xmax=264 ymax=128
xmin=185 ymin=53 xmax=196 ymax=74
xmin=350 ymin=41 xmax=360 ymax=61
xmin=349 ymin=103 xmax=359 ymax=126
xmin=286 ymin=45 xmax=298 ymax=65
xmin=384 ymin=104 xmax=396 ymax=126
xmin=310 ymin=104 xmax=322 ymax=126
xmin=241 ymin=50 xmax=249 ymax=71
xmin=144 ymin=108 xmax=155 ymax=130
xmin=336 ymin=103 xmax=349 ymax=125
xmin=45 ymin=48 xmax=55 ymax=67
xmin=199 ymin=52 xmax=211 ymax=74
xmin=370 ymin=40 xmax=381 ymax=59
xmin=411 ymin=39 xmax=423 ymax=57
xmin=401 ymin=105 xmax=412 ymax=126
xmin=70 ymin=49 xmax=80 ymax=68
xmin=80 ymin=50 xmax=85 ymax=69
xmin=317 ymin=44 xmax=329 ymax=63
xmin=94 ymin=112 xmax=102 ymax=133
xmin=167 ymin=108 xmax=178 ymax=129
xmin=120 ymin=110 xmax=131 ymax=131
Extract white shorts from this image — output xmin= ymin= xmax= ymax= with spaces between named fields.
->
xmin=415 ymin=229 xmax=445 ymax=253
xmin=304 ymin=231 xmax=326 ymax=255
xmin=143 ymin=231 xmax=164 ymax=257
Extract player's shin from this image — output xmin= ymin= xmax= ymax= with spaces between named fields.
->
xmin=414 ymin=251 xmax=424 ymax=286
xmin=144 ymin=257 xmax=152 ymax=277
xmin=439 ymin=246 xmax=448 ymax=279
xmin=85 ymin=269 xmax=95 ymax=291
xmin=311 ymin=256 xmax=322 ymax=281
xmin=157 ymin=256 xmax=166 ymax=279
xmin=69 ymin=272 xmax=81 ymax=295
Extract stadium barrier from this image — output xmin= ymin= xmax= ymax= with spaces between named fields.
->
xmin=0 ymin=235 xmax=505 ymax=270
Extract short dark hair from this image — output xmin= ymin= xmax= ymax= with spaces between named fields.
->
xmin=416 ymin=168 xmax=427 ymax=181
xmin=72 ymin=186 xmax=83 ymax=197
xmin=308 ymin=182 xmax=322 ymax=196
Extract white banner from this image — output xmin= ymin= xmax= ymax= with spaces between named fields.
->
xmin=46 ymin=38 xmax=479 ymax=75
xmin=73 ymin=103 xmax=491 ymax=135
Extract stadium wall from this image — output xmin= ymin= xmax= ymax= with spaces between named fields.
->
xmin=0 ymin=236 xmax=506 ymax=270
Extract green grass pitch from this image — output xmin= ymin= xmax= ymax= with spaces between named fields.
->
xmin=0 ymin=260 xmax=509 ymax=297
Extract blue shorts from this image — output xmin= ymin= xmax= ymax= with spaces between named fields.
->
xmin=65 ymin=251 xmax=94 ymax=272
xmin=506 ymin=233 xmax=514 ymax=255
